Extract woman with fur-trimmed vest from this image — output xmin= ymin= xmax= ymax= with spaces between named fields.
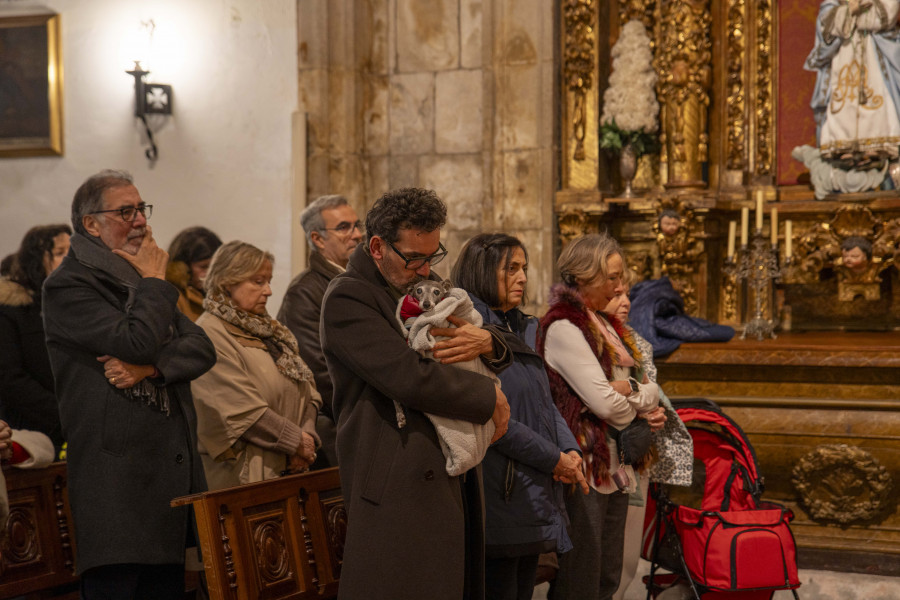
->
xmin=0 ymin=224 xmax=71 ymax=452
xmin=537 ymin=233 xmax=665 ymax=600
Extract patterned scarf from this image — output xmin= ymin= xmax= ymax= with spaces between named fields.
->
xmin=203 ymin=293 xmax=313 ymax=384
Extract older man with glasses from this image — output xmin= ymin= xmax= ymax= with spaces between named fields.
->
xmin=42 ymin=169 xmax=215 ymax=599
xmin=277 ymin=194 xmax=364 ymax=470
xmin=320 ymin=187 xmax=511 ymax=600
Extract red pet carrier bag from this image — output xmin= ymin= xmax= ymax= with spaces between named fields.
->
xmin=643 ymin=399 xmax=800 ymax=600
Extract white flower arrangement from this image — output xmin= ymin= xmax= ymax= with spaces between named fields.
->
xmin=600 ymin=20 xmax=660 ymax=156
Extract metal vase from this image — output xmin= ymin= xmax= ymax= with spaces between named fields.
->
xmin=619 ymin=142 xmax=637 ymax=198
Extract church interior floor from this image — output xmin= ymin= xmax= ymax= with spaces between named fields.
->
xmin=532 ymin=559 xmax=899 ymax=599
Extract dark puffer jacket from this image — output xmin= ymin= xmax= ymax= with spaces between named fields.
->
xmin=470 ymin=294 xmax=579 ymax=557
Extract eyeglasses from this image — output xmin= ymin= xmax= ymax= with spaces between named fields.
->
xmin=387 ymin=240 xmax=447 ymax=270
xmin=322 ymin=220 xmax=364 ymax=235
xmin=90 ymin=204 xmax=153 ymax=222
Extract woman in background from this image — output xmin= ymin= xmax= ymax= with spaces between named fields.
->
xmin=605 ymin=274 xmax=692 ymax=600
xmin=191 ymin=241 xmax=320 ymax=489
xmin=451 ymin=233 xmax=588 ymax=600
xmin=0 ymin=224 xmax=71 ymax=452
xmin=166 ymin=226 xmax=222 ymax=321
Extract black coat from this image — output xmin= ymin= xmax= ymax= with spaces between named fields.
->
xmin=0 ymin=279 xmax=63 ymax=449
xmin=42 ymin=251 xmax=215 ymax=573
xmin=320 ymin=245 xmax=499 ymax=600
xmin=277 ymin=251 xmax=341 ymax=419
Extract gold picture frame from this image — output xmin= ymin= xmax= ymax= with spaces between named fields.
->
xmin=0 ymin=13 xmax=63 ymax=157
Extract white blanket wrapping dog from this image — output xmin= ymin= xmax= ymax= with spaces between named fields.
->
xmin=395 ymin=282 xmax=498 ymax=476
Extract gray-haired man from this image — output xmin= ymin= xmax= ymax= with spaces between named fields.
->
xmin=277 ymin=195 xmax=363 ymax=468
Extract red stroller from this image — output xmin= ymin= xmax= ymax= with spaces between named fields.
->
xmin=642 ymin=399 xmax=801 ymax=600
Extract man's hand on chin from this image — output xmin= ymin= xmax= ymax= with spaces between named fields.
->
xmin=113 ymin=225 xmax=169 ymax=279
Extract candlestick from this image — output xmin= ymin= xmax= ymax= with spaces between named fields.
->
xmin=741 ymin=207 xmax=749 ymax=246
xmin=770 ymin=208 xmax=778 ymax=246
xmin=727 ymin=221 xmax=736 ymax=258
xmin=785 ymin=220 xmax=793 ymax=257
xmin=755 ymin=190 xmax=764 ymax=231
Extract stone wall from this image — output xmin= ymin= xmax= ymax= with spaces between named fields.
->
xmin=297 ymin=0 xmax=558 ymax=305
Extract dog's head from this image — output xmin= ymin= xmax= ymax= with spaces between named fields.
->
xmin=406 ymin=279 xmax=452 ymax=312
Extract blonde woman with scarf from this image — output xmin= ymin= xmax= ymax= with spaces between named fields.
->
xmin=538 ymin=233 xmax=665 ymax=600
xmin=191 ymin=241 xmax=321 ymax=489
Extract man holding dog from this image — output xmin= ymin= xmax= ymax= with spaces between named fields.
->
xmin=321 ymin=187 xmax=511 ymax=600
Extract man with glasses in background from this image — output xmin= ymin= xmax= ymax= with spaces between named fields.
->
xmin=277 ymin=194 xmax=364 ymax=469
xmin=320 ymin=187 xmax=511 ymax=600
xmin=42 ymin=170 xmax=215 ymax=599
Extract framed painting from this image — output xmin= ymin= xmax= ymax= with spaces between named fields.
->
xmin=0 ymin=13 xmax=63 ymax=157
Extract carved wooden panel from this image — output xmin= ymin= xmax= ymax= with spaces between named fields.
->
xmin=175 ymin=468 xmax=344 ymax=600
xmin=0 ymin=463 xmax=78 ymax=597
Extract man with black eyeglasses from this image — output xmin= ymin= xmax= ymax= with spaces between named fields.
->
xmin=320 ymin=187 xmax=511 ymax=600
xmin=42 ymin=170 xmax=215 ymax=599
xmin=277 ymin=194 xmax=364 ymax=470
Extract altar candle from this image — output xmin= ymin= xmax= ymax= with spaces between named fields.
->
xmin=740 ymin=207 xmax=749 ymax=246
xmin=727 ymin=221 xmax=736 ymax=258
xmin=785 ymin=220 xmax=793 ymax=257
xmin=756 ymin=190 xmax=764 ymax=231
xmin=770 ymin=208 xmax=778 ymax=246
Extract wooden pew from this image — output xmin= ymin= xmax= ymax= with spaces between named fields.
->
xmin=0 ymin=462 xmax=78 ymax=599
xmin=173 ymin=468 xmax=345 ymax=600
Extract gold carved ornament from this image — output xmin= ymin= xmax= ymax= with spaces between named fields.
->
xmin=652 ymin=197 xmax=705 ymax=315
xmin=619 ymin=0 xmax=655 ymax=31
xmin=656 ymin=0 xmax=712 ymax=186
xmin=557 ymin=209 xmax=592 ymax=247
xmin=726 ymin=0 xmax=746 ymax=171
xmin=755 ymin=0 xmax=774 ymax=175
xmin=792 ymin=444 xmax=894 ymax=525
xmin=786 ymin=206 xmax=897 ymax=300
xmin=564 ymin=0 xmax=596 ymax=161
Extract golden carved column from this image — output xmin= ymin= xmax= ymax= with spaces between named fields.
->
xmin=562 ymin=0 xmax=599 ymax=190
xmin=656 ymin=0 xmax=712 ymax=188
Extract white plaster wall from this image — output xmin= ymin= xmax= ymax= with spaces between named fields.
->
xmin=0 ymin=0 xmax=298 ymax=313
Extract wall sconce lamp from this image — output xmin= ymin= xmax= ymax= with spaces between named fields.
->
xmin=126 ymin=60 xmax=173 ymax=163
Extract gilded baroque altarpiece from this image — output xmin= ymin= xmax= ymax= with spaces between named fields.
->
xmin=557 ymin=0 xmax=900 ymax=574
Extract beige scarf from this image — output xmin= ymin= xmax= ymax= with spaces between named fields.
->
xmin=203 ymin=293 xmax=313 ymax=384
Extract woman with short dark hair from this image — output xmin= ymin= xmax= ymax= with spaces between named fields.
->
xmin=166 ymin=226 xmax=222 ymax=321
xmin=0 ymin=224 xmax=72 ymax=452
xmin=451 ymin=233 xmax=588 ymax=600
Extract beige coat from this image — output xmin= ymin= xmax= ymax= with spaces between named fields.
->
xmin=191 ymin=313 xmax=321 ymax=490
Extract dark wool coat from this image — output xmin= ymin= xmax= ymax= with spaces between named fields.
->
xmin=0 ymin=279 xmax=63 ymax=449
xmin=43 ymin=252 xmax=215 ymax=574
xmin=470 ymin=295 xmax=579 ymax=557
xmin=320 ymin=245 xmax=499 ymax=600
xmin=277 ymin=251 xmax=341 ymax=420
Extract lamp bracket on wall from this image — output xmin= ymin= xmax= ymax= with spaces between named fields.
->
xmin=126 ymin=61 xmax=173 ymax=164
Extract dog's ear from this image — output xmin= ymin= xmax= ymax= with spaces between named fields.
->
xmin=441 ymin=280 xmax=453 ymax=293
xmin=405 ymin=282 xmax=417 ymax=295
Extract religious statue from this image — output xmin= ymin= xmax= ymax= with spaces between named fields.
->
xmin=653 ymin=200 xmax=705 ymax=315
xmin=840 ymin=236 xmax=873 ymax=276
xmin=787 ymin=206 xmax=897 ymax=301
xmin=804 ymin=0 xmax=900 ymax=178
xmin=658 ymin=209 xmax=682 ymax=237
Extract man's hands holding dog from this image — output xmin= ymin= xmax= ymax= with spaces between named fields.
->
xmin=431 ymin=315 xmax=493 ymax=364
xmin=490 ymin=387 xmax=510 ymax=443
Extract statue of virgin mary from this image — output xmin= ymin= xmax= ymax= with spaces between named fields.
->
xmin=805 ymin=0 xmax=900 ymax=164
